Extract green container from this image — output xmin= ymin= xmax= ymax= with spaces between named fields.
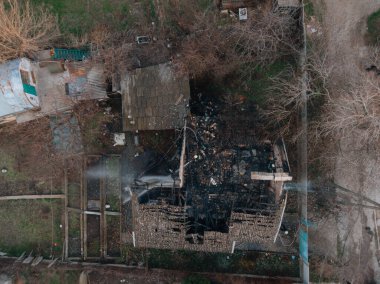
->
xmin=51 ymin=48 xmax=90 ymax=61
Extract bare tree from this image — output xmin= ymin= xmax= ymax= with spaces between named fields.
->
xmin=258 ymin=36 xmax=333 ymax=141
xmin=175 ymin=14 xmax=239 ymax=78
xmin=367 ymin=45 xmax=380 ymax=69
xmin=230 ymin=10 xmax=300 ymax=81
xmin=0 ymin=0 xmax=60 ymax=62
xmin=318 ymin=76 xmax=380 ymax=145
xmin=175 ymin=9 xmax=299 ymax=80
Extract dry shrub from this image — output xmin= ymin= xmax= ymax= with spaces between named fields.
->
xmin=0 ymin=0 xmax=60 ymax=62
xmin=175 ymin=10 xmax=298 ymax=79
xmin=260 ymin=69 xmax=303 ymax=139
xmin=259 ymin=37 xmax=332 ymax=141
xmin=366 ymin=45 xmax=380 ymax=70
xmin=232 ymin=11 xmax=299 ymax=79
xmin=318 ymin=76 xmax=380 ymax=145
xmin=175 ymin=14 xmax=239 ymax=78
xmin=0 ymin=117 xmax=64 ymax=180
xmin=97 ymin=40 xmax=171 ymax=78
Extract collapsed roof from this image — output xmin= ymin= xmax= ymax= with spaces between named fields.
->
xmin=130 ymin=101 xmax=292 ymax=252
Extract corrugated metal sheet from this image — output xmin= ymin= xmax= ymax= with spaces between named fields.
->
xmin=65 ymin=64 xmax=107 ymax=99
xmin=86 ymin=64 xmax=107 ymax=99
xmin=277 ymin=0 xmax=299 ymax=7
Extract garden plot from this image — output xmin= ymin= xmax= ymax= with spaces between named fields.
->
xmin=0 ymin=199 xmax=63 ymax=257
xmin=105 ymin=156 xmax=121 ymax=212
xmin=87 ymin=215 xmax=101 ymax=258
xmin=106 ymin=215 xmax=121 ymax=257
xmin=66 ymin=156 xmax=83 ymax=209
xmin=68 ymin=211 xmax=81 ymax=257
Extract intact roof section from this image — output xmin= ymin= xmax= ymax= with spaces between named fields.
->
xmin=121 ymin=63 xmax=190 ymax=131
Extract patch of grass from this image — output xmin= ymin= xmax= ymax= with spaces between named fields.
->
xmin=68 ymin=212 xmax=80 ymax=238
xmin=304 ymin=0 xmax=314 ymax=18
xmin=0 ymin=199 xmax=63 ymax=257
xmin=123 ymin=245 xmax=299 ymax=277
xmin=81 ymin=112 xmax=109 ymax=154
xmin=31 ymin=0 xmax=135 ymax=37
xmin=337 ymin=234 xmax=344 ymax=260
xmin=106 ymin=215 xmax=121 ymax=256
xmin=367 ymin=8 xmax=380 ymax=44
xmin=182 ymin=274 xmax=211 ymax=284
xmin=88 ymin=239 xmax=100 ymax=257
xmin=197 ymin=0 xmax=213 ymax=11
xmin=0 ymin=150 xmax=26 ymax=182
xmin=105 ymin=156 xmax=121 ymax=211
xmin=67 ymin=183 xmax=81 ymax=208
xmin=64 ymin=270 xmax=80 ymax=283
xmin=241 ymin=60 xmax=292 ymax=105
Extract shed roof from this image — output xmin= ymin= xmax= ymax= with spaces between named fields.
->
xmin=277 ymin=0 xmax=300 ymax=7
xmin=221 ymin=0 xmax=256 ymax=9
xmin=121 ymin=63 xmax=190 ymax=131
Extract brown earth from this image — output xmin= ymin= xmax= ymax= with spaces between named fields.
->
xmin=310 ymin=0 xmax=380 ymax=282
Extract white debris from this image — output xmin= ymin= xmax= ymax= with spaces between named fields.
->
xmin=113 ymin=133 xmax=126 ymax=146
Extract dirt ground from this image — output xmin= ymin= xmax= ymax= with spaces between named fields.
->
xmin=320 ymin=0 xmax=380 ymax=69
xmin=310 ymin=0 xmax=380 ymax=282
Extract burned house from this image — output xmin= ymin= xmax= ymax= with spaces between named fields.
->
xmin=121 ymin=63 xmax=190 ymax=131
xmin=132 ymin=142 xmax=290 ymax=252
xmin=130 ymin=93 xmax=292 ymax=252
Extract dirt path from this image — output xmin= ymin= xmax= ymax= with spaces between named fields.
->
xmin=314 ymin=0 xmax=380 ymax=282
xmin=322 ymin=0 xmax=380 ymax=69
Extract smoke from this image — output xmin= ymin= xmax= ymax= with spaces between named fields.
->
xmin=85 ymin=163 xmax=119 ymax=179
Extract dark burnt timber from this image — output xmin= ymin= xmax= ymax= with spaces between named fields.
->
xmin=131 ymin=96 xmax=291 ymax=253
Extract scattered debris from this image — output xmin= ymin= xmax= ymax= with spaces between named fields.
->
xmin=113 ymin=133 xmax=126 ymax=146
xmin=47 ymin=258 xmax=58 ymax=268
xmin=136 ymin=36 xmax=151 ymax=45
xmin=15 ymin=252 xmax=26 ymax=263
xmin=22 ymin=251 xmax=34 ymax=264
xmin=31 ymin=256 xmax=43 ymax=266
xmin=239 ymin=8 xmax=248 ymax=21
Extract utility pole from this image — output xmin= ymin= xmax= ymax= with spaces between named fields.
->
xmin=298 ymin=1 xmax=309 ymax=283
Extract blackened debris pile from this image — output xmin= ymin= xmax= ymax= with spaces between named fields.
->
xmin=131 ymin=96 xmax=290 ymax=252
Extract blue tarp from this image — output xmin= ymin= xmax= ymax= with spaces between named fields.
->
xmin=299 ymin=227 xmax=308 ymax=262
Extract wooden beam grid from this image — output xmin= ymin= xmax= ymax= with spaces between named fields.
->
xmin=64 ymin=154 xmax=123 ymax=261
xmin=64 ymin=158 xmax=69 ymax=260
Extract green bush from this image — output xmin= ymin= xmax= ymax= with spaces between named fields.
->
xmin=367 ymin=9 xmax=380 ymax=44
xmin=182 ymin=274 xmax=211 ymax=284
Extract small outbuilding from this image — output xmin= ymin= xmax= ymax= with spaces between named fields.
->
xmin=0 ymin=58 xmax=39 ymax=124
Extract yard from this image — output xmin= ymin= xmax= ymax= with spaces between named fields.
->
xmin=0 ymin=199 xmax=64 ymax=257
xmin=30 ymin=0 xmax=136 ymax=37
xmin=0 ymin=118 xmax=65 ymax=195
